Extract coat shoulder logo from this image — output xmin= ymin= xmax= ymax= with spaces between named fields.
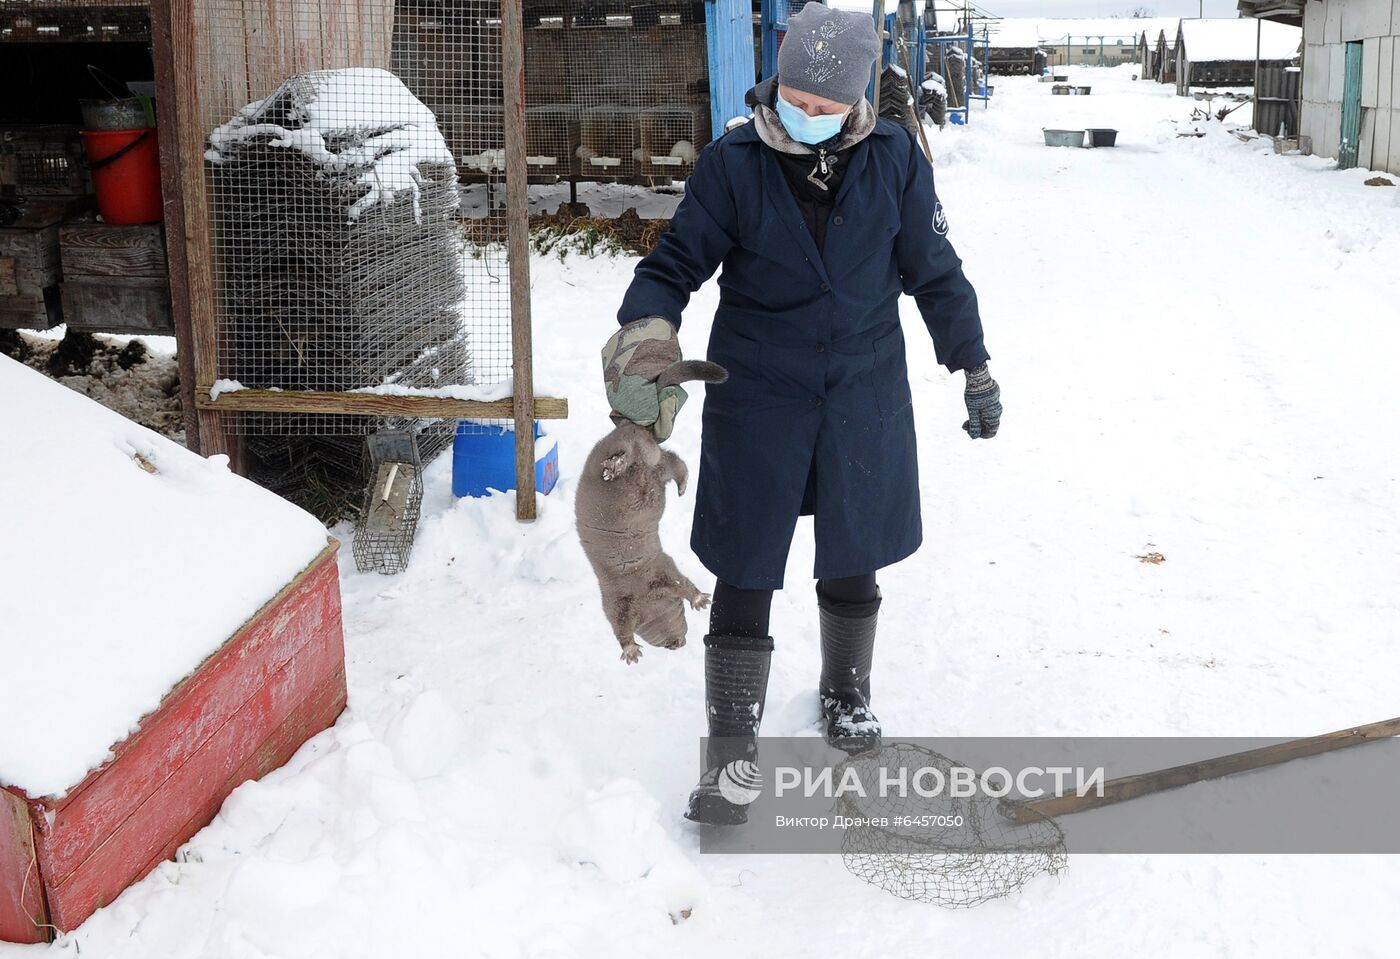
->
xmin=933 ymin=201 xmax=949 ymax=236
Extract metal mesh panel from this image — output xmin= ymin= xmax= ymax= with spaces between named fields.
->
xmin=0 ymin=0 xmax=150 ymax=42
xmin=522 ymin=3 xmax=711 ymax=185
xmin=197 ymin=0 xmax=517 ymax=442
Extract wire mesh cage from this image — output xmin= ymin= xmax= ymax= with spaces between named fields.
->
xmin=521 ymin=2 xmax=710 ymax=184
xmin=207 ymin=69 xmax=472 ymax=437
xmin=580 ymin=104 xmax=639 ymax=178
xmin=0 ymin=126 xmax=88 ymax=198
xmin=639 ymin=104 xmax=708 ymax=180
xmin=352 ymin=428 xmax=425 ymax=574
xmin=190 ymin=0 xmax=523 ymax=531
xmin=525 ymin=104 xmax=578 ymax=182
xmin=0 ymin=0 xmax=151 ymax=42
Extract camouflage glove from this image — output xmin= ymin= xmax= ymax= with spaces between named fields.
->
xmin=602 ymin=316 xmax=689 ymax=442
xmin=962 ymin=362 xmax=1001 ymax=439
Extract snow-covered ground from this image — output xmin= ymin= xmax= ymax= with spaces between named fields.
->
xmin=7 ymin=66 xmax=1400 ymax=956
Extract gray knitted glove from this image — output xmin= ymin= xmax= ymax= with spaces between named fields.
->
xmin=962 ymin=363 xmax=1001 ymax=439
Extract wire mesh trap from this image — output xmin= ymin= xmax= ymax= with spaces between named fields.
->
xmin=352 ymin=429 xmax=425 ymax=574
xmin=836 ymin=743 xmax=1067 ymax=908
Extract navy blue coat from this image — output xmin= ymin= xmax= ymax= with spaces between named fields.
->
xmin=617 ymin=117 xmax=989 ymax=590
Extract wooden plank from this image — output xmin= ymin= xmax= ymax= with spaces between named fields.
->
xmin=243 ymin=0 xmax=300 ymax=100
xmin=359 ymin=0 xmax=394 ymax=68
xmin=44 ymin=629 xmax=346 ymax=931
xmin=501 ymin=0 xmax=537 ymax=522
xmin=117 ymin=665 xmax=347 ymax=906
xmin=197 ymin=387 xmax=570 ymax=420
xmin=60 ymin=278 xmax=174 ymax=335
xmin=0 ymin=259 xmax=15 ymax=298
xmin=148 ymin=0 xmax=204 ymax=453
xmin=0 ymin=287 xmax=63 ymax=332
xmin=59 ymin=220 xmax=167 ymax=278
xmin=296 ymin=0 xmax=327 ymax=74
xmin=0 ymin=788 xmax=48 ymax=944
xmin=320 ymin=0 xmax=360 ymax=70
xmin=151 ymin=0 xmax=238 ymax=458
xmin=1002 ymin=716 xmax=1400 ymax=823
xmin=31 ymin=544 xmax=341 ymax=887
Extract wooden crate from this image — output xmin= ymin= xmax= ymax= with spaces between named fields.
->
xmin=0 ymin=542 xmax=347 ymax=944
xmin=60 ymin=278 xmax=174 ymax=334
xmin=59 ymin=216 xmax=173 ymax=334
xmin=0 ymin=199 xmax=71 ymax=331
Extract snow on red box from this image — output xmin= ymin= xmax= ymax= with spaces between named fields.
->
xmin=0 ymin=357 xmax=347 ymax=943
xmin=0 ymin=544 xmax=346 ymax=943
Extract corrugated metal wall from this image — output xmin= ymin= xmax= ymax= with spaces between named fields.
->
xmin=1300 ymin=0 xmax=1400 ymax=174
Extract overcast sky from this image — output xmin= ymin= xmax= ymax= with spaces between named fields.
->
xmin=971 ymin=0 xmax=1239 ymax=16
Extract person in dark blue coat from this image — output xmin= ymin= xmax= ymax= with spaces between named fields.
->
xmin=600 ymin=2 xmax=1001 ymax=824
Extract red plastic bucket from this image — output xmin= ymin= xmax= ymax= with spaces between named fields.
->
xmin=80 ymin=128 xmax=164 ymax=225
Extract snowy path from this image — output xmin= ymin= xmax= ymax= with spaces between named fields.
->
xmin=10 ymin=67 xmax=1400 ymax=958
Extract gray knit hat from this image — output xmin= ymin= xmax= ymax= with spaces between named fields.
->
xmin=777 ymin=2 xmax=882 ymax=106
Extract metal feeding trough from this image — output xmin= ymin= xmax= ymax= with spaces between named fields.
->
xmin=1052 ymin=84 xmax=1072 ymax=95
xmin=352 ymin=430 xmax=424 ymax=575
xmin=1043 ymin=128 xmax=1086 ymax=148
xmin=1076 ymin=86 xmax=1092 ymax=95
xmin=1086 ymin=128 xmax=1119 ymax=148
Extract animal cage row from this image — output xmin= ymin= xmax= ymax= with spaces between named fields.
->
xmin=390 ymin=3 xmax=711 ymax=183
xmin=434 ymin=103 xmax=709 ymax=182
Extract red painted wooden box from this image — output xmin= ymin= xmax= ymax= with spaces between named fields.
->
xmin=0 ymin=541 xmax=347 ymax=944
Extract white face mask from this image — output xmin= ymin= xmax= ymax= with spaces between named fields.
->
xmin=774 ymin=92 xmax=849 ymax=145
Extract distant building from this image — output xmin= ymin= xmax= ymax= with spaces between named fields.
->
xmin=1240 ymin=0 xmax=1400 ymax=173
xmin=982 ymin=17 xmax=1181 ymax=72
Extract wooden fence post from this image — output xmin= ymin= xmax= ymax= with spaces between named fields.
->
xmin=501 ymin=0 xmax=536 ymax=521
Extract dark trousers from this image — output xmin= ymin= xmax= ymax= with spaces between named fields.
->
xmin=709 ymin=573 xmax=878 ymax=638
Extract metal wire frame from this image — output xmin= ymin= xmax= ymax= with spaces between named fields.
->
xmin=172 ymin=0 xmax=566 ymax=519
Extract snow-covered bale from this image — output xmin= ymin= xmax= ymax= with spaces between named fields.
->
xmin=206 ymin=68 xmax=471 ymax=420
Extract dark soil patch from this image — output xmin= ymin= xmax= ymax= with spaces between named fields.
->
xmin=47 ymin=329 xmax=105 ymax=375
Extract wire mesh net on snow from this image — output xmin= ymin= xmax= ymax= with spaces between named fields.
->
xmin=836 ymin=743 xmax=1067 ymax=908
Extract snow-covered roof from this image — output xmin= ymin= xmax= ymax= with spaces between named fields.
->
xmin=1179 ymin=18 xmax=1301 ymax=62
xmin=983 ymin=17 xmax=1182 ymax=50
xmin=207 ymin=68 xmax=454 ymax=221
xmin=0 ymin=357 xmax=329 ymax=798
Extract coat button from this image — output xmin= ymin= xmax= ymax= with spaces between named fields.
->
xmin=820 ymin=282 xmax=831 ymax=292
xmin=833 ymin=215 xmax=844 ymax=226
xmin=813 ymin=397 xmax=824 ymax=406
xmin=815 ymin=342 xmax=825 ymax=353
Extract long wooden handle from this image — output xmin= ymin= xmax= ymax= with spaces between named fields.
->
xmin=1001 ymin=716 xmax=1400 ymax=823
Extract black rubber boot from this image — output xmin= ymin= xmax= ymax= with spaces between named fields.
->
xmin=817 ymin=585 xmax=882 ymax=754
xmin=684 ymin=633 xmax=773 ymax=826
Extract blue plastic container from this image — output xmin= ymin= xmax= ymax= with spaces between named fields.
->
xmin=452 ymin=421 xmax=559 ymax=497
xmin=949 ymin=112 xmax=966 ymax=125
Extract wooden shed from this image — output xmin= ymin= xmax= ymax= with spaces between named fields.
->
xmin=1175 ymin=17 xmax=1301 ymax=96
